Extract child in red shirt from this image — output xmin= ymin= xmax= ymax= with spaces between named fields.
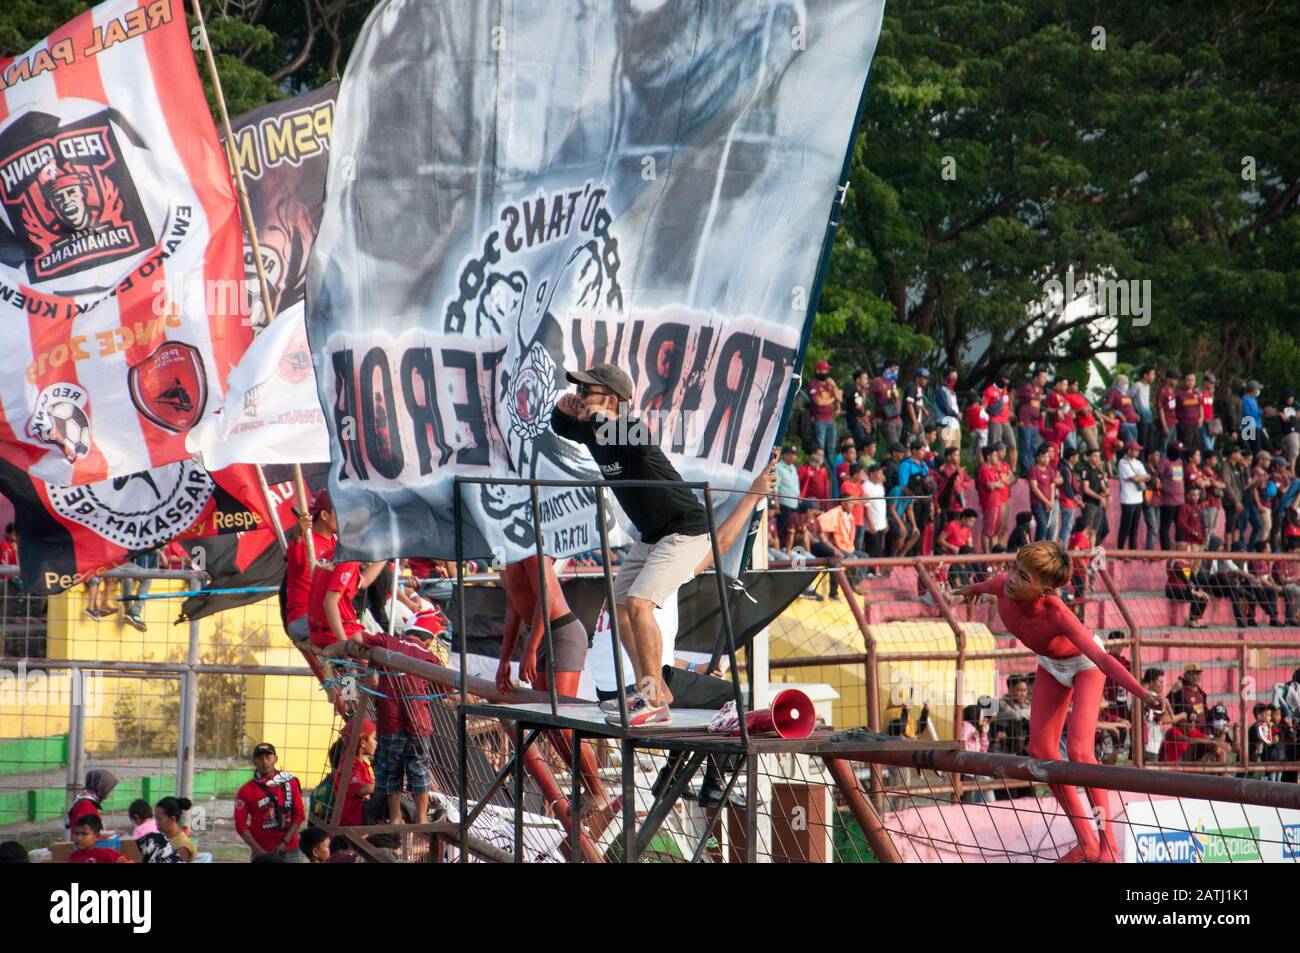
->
xmin=69 ymin=815 xmax=131 ymax=863
xmin=331 ymin=718 xmax=377 ymax=827
xmin=956 ymin=541 xmax=1166 ymax=862
xmin=308 ymin=560 xmax=387 ymax=650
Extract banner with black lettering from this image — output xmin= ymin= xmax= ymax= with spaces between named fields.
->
xmin=0 ymin=459 xmax=298 ymax=595
xmin=308 ymin=0 xmax=884 ymax=563
xmin=222 ymin=82 xmax=336 ymax=330
xmin=0 ymin=0 xmax=250 ymax=485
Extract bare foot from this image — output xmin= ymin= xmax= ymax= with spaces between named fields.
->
xmin=1055 ymin=842 xmax=1091 ymax=863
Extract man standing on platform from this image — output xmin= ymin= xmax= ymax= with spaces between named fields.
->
xmin=552 ymin=363 xmax=712 ymax=727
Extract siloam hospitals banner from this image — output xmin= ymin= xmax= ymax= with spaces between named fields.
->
xmin=308 ymin=0 xmax=885 ymax=563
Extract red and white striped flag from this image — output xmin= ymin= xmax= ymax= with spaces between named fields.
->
xmin=0 ymin=0 xmax=249 ymax=484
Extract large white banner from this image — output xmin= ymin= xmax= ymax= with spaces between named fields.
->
xmin=186 ymin=301 xmax=329 ymax=470
xmin=1124 ymin=797 xmax=1300 ymax=863
xmin=0 ymin=0 xmax=248 ymax=484
xmin=307 ymin=0 xmax=885 ymax=562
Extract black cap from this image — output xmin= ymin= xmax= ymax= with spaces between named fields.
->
xmin=253 ymin=742 xmax=276 ymax=757
xmin=566 ymin=362 xmax=633 ymax=401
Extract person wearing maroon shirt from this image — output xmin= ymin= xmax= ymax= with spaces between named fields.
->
xmin=355 ymin=617 xmax=444 ymax=831
xmin=1157 ymin=445 xmax=1187 ymax=551
xmin=1015 ymin=368 xmax=1047 ymax=477
xmin=1174 ymin=371 xmax=1204 ymax=453
xmin=1057 ymin=445 xmax=1081 ymax=544
xmin=1165 ymin=556 xmax=1210 ymax=627
xmin=1027 ymin=444 xmax=1060 ymax=541
xmin=798 ymin=447 xmax=831 ymax=507
xmin=1167 ymin=664 xmax=1210 ymax=730
xmin=308 ymin=560 xmax=388 ymax=650
xmin=934 ymin=446 xmax=973 ymax=533
xmin=1155 ymin=369 xmax=1179 ymax=448
xmin=1273 ymin=539 xmax=1300 ymax=625
xmin=1176 ymin=485 xmax=1207 ymax=548
xmin=331 ymin=718 xmax=377 ymax=827
xmin=285 ymin=489 xmax=339 ymax=644
xmin=234 ymin=742 xmax=306 ymax=860
xmin=806 ymin=360 xmax=842 ymax=490
xmin=982 ymin=373 xmax=1015 ymax=472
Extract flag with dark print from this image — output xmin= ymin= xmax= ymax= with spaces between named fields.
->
xmin=307 ymin=0 xmax=884 ymax=565
xmin=221 ymin=82 xmax=336 ymax=331
xmin=0 ymin=458 xmax=300 ymax=595
xmin=0 ymin=0 xmax=249 ymax=485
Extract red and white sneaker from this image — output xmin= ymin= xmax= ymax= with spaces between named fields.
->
xmin=606 ymin=692 xmax=671 ymax=728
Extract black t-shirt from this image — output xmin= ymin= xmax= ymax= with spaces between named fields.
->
xmin=550 ymin=408 xmax=709 ymax=544
xmin=1078 ymin=463 xmax=1106 ymax=502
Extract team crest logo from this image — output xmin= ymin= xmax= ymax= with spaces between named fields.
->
xmin=128 ymin=341 xmax=208 ymax=433
xmin=27 ymin=382 xmax=92 ymax=462
xmin=46 ymin=461 xmax=216 ymax=550
xmin=277 ymin=331 xmax=313 ymax=384
xmin=0 ymin=113 xmax=153 ymax=286
xmin=507 ymin=344 xmax=558 ymax=441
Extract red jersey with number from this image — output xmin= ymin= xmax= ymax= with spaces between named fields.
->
xmin=308 ymin=561 xmax=364 ymax=648
xmin=285 ymin=530 xmax=337 ymax=623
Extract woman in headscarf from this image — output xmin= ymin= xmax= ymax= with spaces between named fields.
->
xmin=67 ymin=769 xmax=118 ymax=839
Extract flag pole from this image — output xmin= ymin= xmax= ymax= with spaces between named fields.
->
xmin=191 ymin=0 xmax=315 ymax=564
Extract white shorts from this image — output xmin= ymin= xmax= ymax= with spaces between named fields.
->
xmin=613 ymin=533 xmax=713 ymax=608
xmin=1036 ymin=653 xmax=1096 ymax=688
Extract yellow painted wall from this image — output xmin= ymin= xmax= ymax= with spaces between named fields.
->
xmin=4 ymin=581 xmax=339 ymax=787
xmin=769 ymin=598 xmax=996 ymax=739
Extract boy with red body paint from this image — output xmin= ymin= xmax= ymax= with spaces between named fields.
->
xmin=954 ymin=541 xmax=1170 ymax=862
xmin=495 ymin=556 xmax=609 ymax=810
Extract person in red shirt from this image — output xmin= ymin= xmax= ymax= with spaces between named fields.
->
xmin=982 ymin=373 xmax=1014 ymax=472
xmin=1041 ymin=377 xmax=1074 ymax=455
xmin=69 ymin=815 xmax=131 ymax=863
xmin=977 ymin=442 xmax=1013 ymax=552
xmin=1199 ymin=372 xmax=1218 ymax=454
xmin=0 ymin=523 xmax=16 ymax=567
xmin=355 ymin=618 xmax=445 ymax=831
xmin=798 ymin=446 xmax=831 ymax=507
xmin=309 ymin=560 xmax=387 ymax=650
xmin=66 ymin=769 xmax=117 ymax=839
xmin=285 ymin=489 xmax=339 ymax=644
xmin=938 ymin=508 xmax=977 ymax=555
xmin=331 ymin=717 xmax=377 ymax=827
xmin=1066 ymin=379 xmax=1097 ymax=453
xmin=1174 ymin=371 xmax=1204 ymax=452
xmin=1155 ymin=369 xmax=1179 ymax=448
xmin=234 ymin=742 xmax=306 ymax=860
xmin=956 ymin=541 xmax=1169 ymax=862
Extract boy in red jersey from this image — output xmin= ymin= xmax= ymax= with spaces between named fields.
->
xmin=69 ymin=815 xmax=131 ymax=863
xmin=954 ymin=540 xmax=1169 ymax=862
xmin=308 ymin=560 xmax=388 ymax=651
xmin=284 ymin=489 xmax=338 ymax=644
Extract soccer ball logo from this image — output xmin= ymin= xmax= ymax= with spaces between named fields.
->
xmin=26 ymin=383 xmax=92 ymax=463
xmin=47 ymin=401 xmax=91 ymax=461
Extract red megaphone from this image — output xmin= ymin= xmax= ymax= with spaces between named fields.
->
xmin=740 ymin=688 xmax=815 ymax=739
